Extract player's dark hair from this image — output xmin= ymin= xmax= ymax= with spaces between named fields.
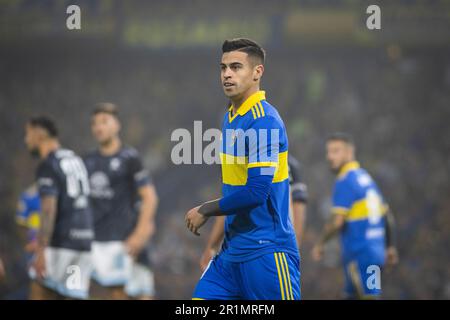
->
xmin=28 ymin=116 xmax=58 ymax=138
xmin=92 ymin=102 xmax=119 ymax=118
xmin=327 ymin=132 xmax=354 ymax=145
xmin=222 ymin=38 xmax=266 ymax=65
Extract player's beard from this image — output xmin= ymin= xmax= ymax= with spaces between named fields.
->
xmin=29 ymin=148 xmax=40 ymax=159
xmin=99 ymin=136 xmax=114 ymax=147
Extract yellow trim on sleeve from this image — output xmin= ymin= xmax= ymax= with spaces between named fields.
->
xmin=332 ymin=207 xmax=349 ymax=215
xmin=247 ymin=162 xmax=278 ymax=168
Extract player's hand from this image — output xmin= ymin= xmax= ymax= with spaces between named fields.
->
xmin=32 ymin=247 xmax=46 ymax=279
xmin=25 ymin=240 xmax=39 ymax=253
xmin=185 ymin=206 xmax=209 ymax=236
xmin=311 ymin=244 xmax=324 ymax=262
xmin=200 ymin=248 xmax=216 ymax=272
xmin=386 ymin=246 xmax=399 ymax=266
xmin=125 ymin=222 xmax=154 ymax=259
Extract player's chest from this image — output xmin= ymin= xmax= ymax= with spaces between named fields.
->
xmin=222 ymin=118 xmax=251 ymax=155
xmin=88 ymin=157 xmax=129 ymax=183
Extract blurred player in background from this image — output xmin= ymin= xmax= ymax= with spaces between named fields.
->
xmin=199 ymin=154 xmax=308 ymax=271
xmin=84 ymin=103 xmax=158 ymax=300
xmin=15 ymin=184 xmax=41 ymax=297
xmin=24 ymin=116 xmax=93 ymax=300
xmin=185 ymin=38 xmax=301 ymax=300
xmin=16 ymin=184 xmax=41 ymax=256
xmin=312 ymin=133 xmax=399 ymax=299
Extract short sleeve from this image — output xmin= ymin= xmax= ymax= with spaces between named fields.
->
xmin=332 ymin=180 xmax=353 ymax=215
xmin=289 ymin=156 xmax=308 ymax=203
xmin=36 ymin=161 xmax=59 ymax=197
xmin=246 ymin=116 xmax=281 ymax=177
xmin=128 ymin=151 xmax=152 ymax=188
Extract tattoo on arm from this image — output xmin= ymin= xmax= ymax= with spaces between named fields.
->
xmin=38 ymin=196 xmax=57 ymax=247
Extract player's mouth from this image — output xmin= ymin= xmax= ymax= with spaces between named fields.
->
xmin=223 ymin=82 xmax=235 ymax=88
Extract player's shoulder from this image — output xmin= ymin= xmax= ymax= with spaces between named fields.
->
xmin=54 ymin=148 xmax=76 ymax=159
xmin=119 ymin=146 xmax=141 ymax=160
xmin=249 ymin=100 xmax=284 ymax=128
xmin=83 ymin=149 xmax=99 ymax=160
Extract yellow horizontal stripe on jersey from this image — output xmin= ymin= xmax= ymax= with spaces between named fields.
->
xmin=346 ymin=199 xmax=388 ymax=221
xmin=220 ymin=151 xmax=289 ymax=186
xmin=272 ymin=151 xmax=289 ymax=183
xmin=220 ymin=153 xmax=248 ymax=186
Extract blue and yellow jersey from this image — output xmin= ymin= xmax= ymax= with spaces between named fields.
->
xmin=219 ymin=90 xmax=298 ymax=262
xmin=16 ymin=185 xmax=41 ymax=242
xmin=332 ymin=161 xmax=387 ymax=262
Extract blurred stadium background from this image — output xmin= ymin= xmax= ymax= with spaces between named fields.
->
xmin=0 ymin=0 xmax=449 ymax=299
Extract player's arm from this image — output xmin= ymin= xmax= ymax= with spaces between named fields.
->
xmin=289 ymin=160 xmax=308 ymax=248
xmin=125 ymin=151 xmax=159 ymax=258
xmin=33 ymin=162 xmax=59 ymax=278
xmin=126 ymin=184 xmax=158 ymax=258
xmin=312 ymin=212 xmax=346 ymax=261
xmin=384 ymin=207 xmax=399 ymax=266
xmin=34 ymin=195 xmax=57 ymax=278
xmin=312 ymin=181 xmax=350 ymax=261
xmin=292 ymin=201 xmax=306 ymax=248
xmin=185 ymin=117 xmax=279 ymax=235
xmin=199 ymin=216 xmax=225 ymax=271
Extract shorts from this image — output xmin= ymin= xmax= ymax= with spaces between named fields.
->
xmin=91 ymin=241 xmax=132 ymax=287
xmin=193 ymin=251 xmax=300 ymax=300
xmin=343 ymin=250 xmax=384 ymax=299
xmin=29 ymin=247 xmax=92 ymax=299
xmin=125 ymin=262 xmax=155 ymax=298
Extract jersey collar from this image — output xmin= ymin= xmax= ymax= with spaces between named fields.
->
xmin=228 ymin=90 xmax=266 ymax=123
xmin=337 ymin=161 xmax=360 ymax=179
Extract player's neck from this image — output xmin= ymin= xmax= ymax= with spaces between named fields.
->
xmin=99 ymin=137 xmax=121 ymax=156
xmin=231 ymin=86 xmax=259 ymax=114
xmin=39 ymin=139 xmax=60 ymax=159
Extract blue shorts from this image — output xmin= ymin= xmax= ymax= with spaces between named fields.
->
xmin=343 ymin=251 xmax=384 ymax=299
xmin=193 ymin=251 xmax=300 ymax=300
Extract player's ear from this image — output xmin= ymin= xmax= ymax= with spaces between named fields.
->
xmin=253 ymin=64 xmax=264 ymax=82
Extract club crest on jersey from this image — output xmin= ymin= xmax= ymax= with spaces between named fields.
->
xmin=110 ymin=158 xmax=121 ymax=171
